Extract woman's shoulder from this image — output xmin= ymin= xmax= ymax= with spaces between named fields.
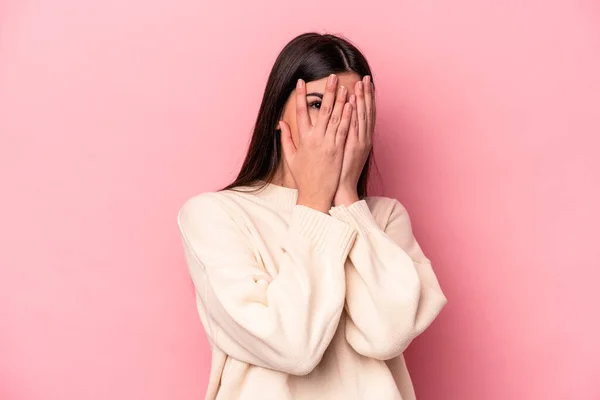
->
xmin=179 ymin=190 xmax=223 ymax=213
xmin=177 ymin=186 xmax=257 ymax=229
xmin=177 ymin=190 xmax=234 ymax=228
xmin=363 ymin=195 xmax=408 ymax=214
xmin=362 ymin=195 xmax=412 ymax=228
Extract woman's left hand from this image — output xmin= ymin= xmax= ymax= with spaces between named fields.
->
xmin=333 ymin=75 xmax=375 ymax=207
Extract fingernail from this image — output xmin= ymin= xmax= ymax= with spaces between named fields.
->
xmin=365 ymin=75 xmax=371 ymax=84
xmin=339 ymin=85 xmax=346 ymax=96
xmin=357 ymin=81 xmax=363 ymax=91
xmin=297 ymin=79 xmax=303 ymax=89
xmin=328 ymin=74 xmax=337 ymax=84
xmin=350 ymin=94 xmax=356 ymax=103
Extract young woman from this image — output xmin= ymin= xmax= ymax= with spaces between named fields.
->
xmin=177 ymin=32 xmax=447 ymax=400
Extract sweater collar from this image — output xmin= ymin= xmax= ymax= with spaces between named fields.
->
xmin=253 ymin=179 xmax=298 ymax=209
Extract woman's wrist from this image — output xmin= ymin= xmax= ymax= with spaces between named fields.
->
xmin=333 ymin=187 xmax=360 ymax=207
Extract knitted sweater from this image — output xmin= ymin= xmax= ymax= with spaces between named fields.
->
xmin=177 ymin=181 xmax=447 ymax=400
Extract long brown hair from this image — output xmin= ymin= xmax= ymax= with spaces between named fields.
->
xmin=222 ymin=32 xmax=378 ymax=197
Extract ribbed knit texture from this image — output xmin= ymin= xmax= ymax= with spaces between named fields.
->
xmin=177 ymin=182 xmax=447 ymax=400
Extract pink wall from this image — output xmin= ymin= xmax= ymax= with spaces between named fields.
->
xmin=1 ymin=1 xmax=599 ymax=399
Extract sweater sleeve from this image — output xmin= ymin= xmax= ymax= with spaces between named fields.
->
xmin=177 ymin=193 xmax=357 ymax=375
xmin=328 ymin=198 xmax=447 ymax=360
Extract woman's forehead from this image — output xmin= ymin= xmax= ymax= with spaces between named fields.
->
xmin=305 ymin=72 xmax=362 ymax=94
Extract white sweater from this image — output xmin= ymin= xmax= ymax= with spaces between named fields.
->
xmin=177 ymin=181 xmax=447 ymax=400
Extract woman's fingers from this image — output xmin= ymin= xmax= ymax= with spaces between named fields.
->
xmin=278 ymin=120 xmax=296 ymax=164
xmin=295 ymin=79 xmax=311 ymax=135
xmin=372 ymin=92 xmax=377 ymax=134
xmin=348 ymin=94 xmax=358 ymax=140
xmin=336 ymin=101 xmax=353 ymax=147
xmin=315 ymin=74 xmax=339 ymax=134
xmin=363 ymin=76 xmax=374 ymax=141
xmin=355 ymin=80 xmax=367 ymax=143
xmin=325 ymin=85 xmax=347 ymax=142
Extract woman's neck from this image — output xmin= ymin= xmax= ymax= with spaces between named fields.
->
xmin=271 ymin=163 xmax=298 ymax=189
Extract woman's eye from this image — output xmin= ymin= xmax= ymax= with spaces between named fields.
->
xmin=309 ymin=101 xmax=321 ymax=110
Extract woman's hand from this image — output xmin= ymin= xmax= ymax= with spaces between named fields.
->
xmin=279 ymin=74 xmax=353 ymax=213
xmin=333 ymin=75 xmax=375 ymax=207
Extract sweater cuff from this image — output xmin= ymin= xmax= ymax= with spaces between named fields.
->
xmin=288 ymin=205 xmax=358 ymax=262
xmin=329 ymin=200 xmax=380 ymax=237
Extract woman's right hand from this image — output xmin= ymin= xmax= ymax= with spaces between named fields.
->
xmin=278 ymin=74 xmax=353 ymax=213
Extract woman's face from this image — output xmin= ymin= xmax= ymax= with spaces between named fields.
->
xmin=280 ymin=72 xmax=363 ymax=147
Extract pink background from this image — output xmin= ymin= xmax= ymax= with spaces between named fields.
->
xmin=1 ymin=0 xmax=599 ymax=399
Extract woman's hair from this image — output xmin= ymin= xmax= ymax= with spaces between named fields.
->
xmin=221 ymin=32 xmax=378 ymax=197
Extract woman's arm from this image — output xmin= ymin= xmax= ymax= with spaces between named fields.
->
xmin=177 ymin=192 xmax=357 ymax=375
xmin=329 ymin=197 xmax=447 ymax=361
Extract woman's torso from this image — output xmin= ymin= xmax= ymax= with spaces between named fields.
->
xmin=196 ymin=185 xmax=415 ymax=400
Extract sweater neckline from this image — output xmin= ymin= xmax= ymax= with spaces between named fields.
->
xmin=253 ymin=180 xmax=299 ymax=209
